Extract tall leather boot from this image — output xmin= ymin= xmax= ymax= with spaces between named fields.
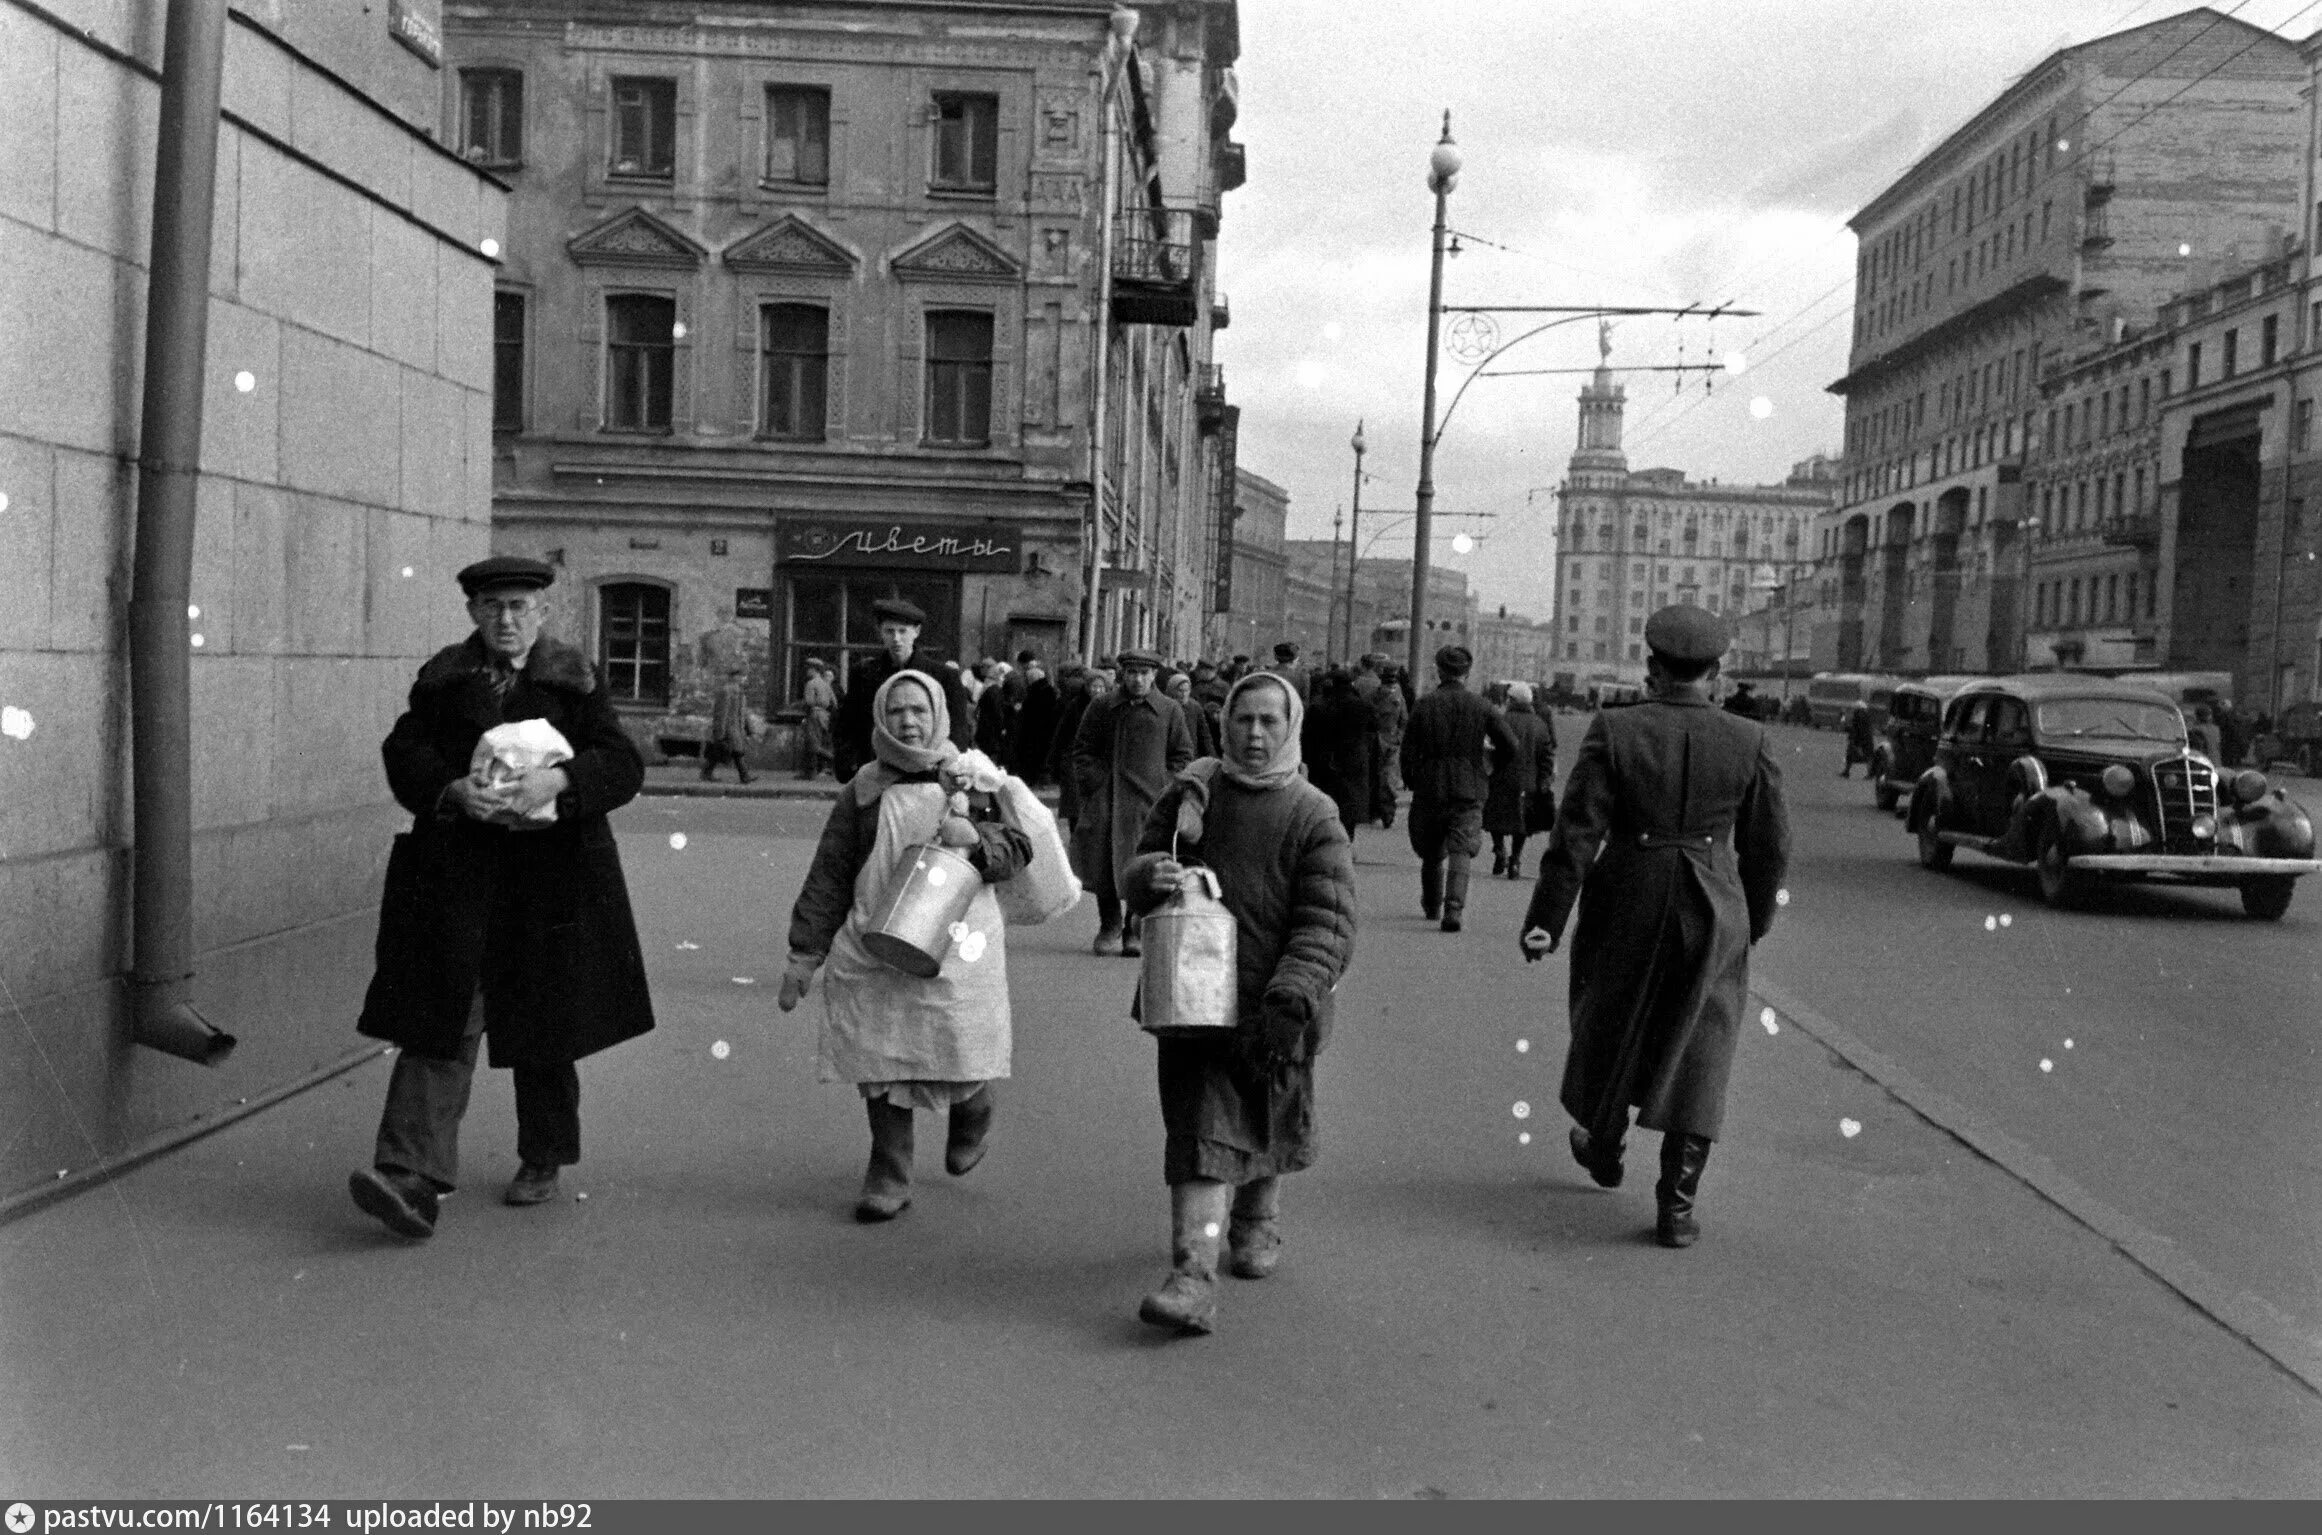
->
xmin=856 ymin=1097 xmax=915 ymax=1222
xmin=1227 ymin=1175 xmax=1283 ymax=1279
xmin=1441 ymin=855 xmax=1472 ymax=932
xmin=1655 ymin=1132 xmax=1712 ymax=1248
xmin=1419 ymin=860 xmax=1444 ymax=921
xmin=945 ymin=1084 xmax=995 ymax=1176
xmin=1138 ymin=1179 xmax=1231 ymax=1334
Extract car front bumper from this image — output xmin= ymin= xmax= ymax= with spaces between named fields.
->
xmin=2067 ymin=854 xmax=2322 ymax=878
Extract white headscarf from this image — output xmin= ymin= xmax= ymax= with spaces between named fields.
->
xmin=870 ymin=670 xmax=959 ymax=777
xmin=1218 ymin=671 xmax=1305 ymax=791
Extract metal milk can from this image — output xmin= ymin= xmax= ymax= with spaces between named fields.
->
xmin=862 ymin=842 xmax=981 ymax=978
xmin=1139 ymin=866 xmax=1238 ymax=1037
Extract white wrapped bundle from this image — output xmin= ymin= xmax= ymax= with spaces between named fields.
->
xmin=467 ymin=719 xmax=575 ymax=823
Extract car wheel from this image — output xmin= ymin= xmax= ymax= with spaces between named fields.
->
xmin=2035 ymin=826 xmax=2091 ymax=909
xmin=1916 ymin=815 xmax=1953 ymax=871
xmin=2241 ymin=876 xmax=2295 ymax=920
xmin=1876 ymin=779 xmax=1901 ymax=813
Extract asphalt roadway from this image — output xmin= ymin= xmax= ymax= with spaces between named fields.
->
xmin=3 ymin=724 xmax=2319 ymax=1497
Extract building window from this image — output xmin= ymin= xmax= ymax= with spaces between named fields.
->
xmin=2263 ymin=313 xmax=2279 ymax=367
xmin=599 ymin=583 xmax=672 ymax=704
xmin=765 ymin=86 xmax=830 ymax=186
xmin=759 ymin=303 xmax=828 ymax=441
xmin=2187 ymin=342 xmax=2202 ymax=389
xmin=2223 ymin=328 xmax=2238 ymax=379
xmin=605 ymin=293 xmax=675 ymax=432
xmin=2125 ymin=572 xmax=2139 ymax=619
xmin=1593 ymin=615 xmax=1607 ymax=634
xmin=611 ymin=77 xmax=676 ymax=179
xmin=923 ymin=309 xmax=993 ymax=445
xmin=1628 ymin=616 xmax=1642 ymax=634
xmin=930 ymin=93 xmax=999 ymax=193
xmin=459 ymin=68 xmax=523 ymax=167
xmin=1627 ymin=643 xmax=1641 ymax=661
xmin=2107 ymin=573 xmax=2120 ymax=622
xmin=2298 ymin=398 xmax=2314 ymax=453
xmin=492 ymin=291 xmax=525 ymax=433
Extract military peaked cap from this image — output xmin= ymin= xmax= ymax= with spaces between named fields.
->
xmin=457 ymin=555 xmax=555 ymax=596
xmin=1644 ymin=604 xmax=1730 ymax=664
xmin=871 ymin=597 xmax=928 ymax=626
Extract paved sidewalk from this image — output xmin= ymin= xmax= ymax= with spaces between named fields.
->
xmin=2 ymin=799 xmax=2317 ymax=1497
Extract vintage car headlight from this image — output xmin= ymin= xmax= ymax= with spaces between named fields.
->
xmin=2101 ymin=764 xmax=2136 ymax=798
xmin=2233 ymin=769 xmax=2269 ymax=804
xmin=2190 ymin=814 xmax=2217 ymax=841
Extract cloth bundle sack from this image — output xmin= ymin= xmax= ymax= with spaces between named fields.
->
xmin=1137 ymin=865 xmax=1237 ymax=1038
xmin=988 ymin=776 xmax=1082 ymax=927
xmin=466 ymin=719 xmax=575 ymax=824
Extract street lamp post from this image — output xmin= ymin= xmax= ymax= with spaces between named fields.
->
xmin=1079 ymin=5 xmax=1141 ymax=669
xmin=1345 ymin=420 xmax=1366 ymax=662
xmin=1328 ymin=506 xmax=1345 ymax=663
xmin=1407 ymin=113 xmax=1460 ymax=683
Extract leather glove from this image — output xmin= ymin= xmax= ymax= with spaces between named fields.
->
xmin=1256 ymin=988 xmax=1312 ymax=1059
xmin=776 ymin=956 xmax=819 ymax=1012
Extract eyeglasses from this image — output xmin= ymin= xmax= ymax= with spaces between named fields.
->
xmin=470 ymin=597 xmax=541 ymax=617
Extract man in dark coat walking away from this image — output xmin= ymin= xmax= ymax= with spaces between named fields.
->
xmin=1838 ymin=700 xmax=1874 ymax=778
xmin=349 ymin=556 xmax=656 ymax=1238
xmin=702 ymin=666 xmax=754 ymax=783
xmin=831 ymin=598 xmax=972 ymax=780
xmin=1400 ymin=645 xmax=1518 ymax=932
xmin=1302 ymin=666 xmax=1377 ymax=839
xmin=1010 ymin=653 xmax=1060 ymax=785
xmin=1073 ymin=648 xmax=1193 ymax=956
xmin=1521 ymin=605 xmax=1790 ymax=1249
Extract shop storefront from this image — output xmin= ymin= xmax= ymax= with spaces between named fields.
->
xmin=773 ymin=516 xmax=1029 ymax=700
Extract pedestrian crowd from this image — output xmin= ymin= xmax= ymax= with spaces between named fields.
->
xmin=347 ymin=561 xmax=1790 ymax=1338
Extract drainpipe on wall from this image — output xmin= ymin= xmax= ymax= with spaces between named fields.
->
xmin=128 ymin=0 xmax=236 ymax=1065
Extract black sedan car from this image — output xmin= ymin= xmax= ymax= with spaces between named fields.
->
xmin=1905 ymin=675 xmax=2319 ymax=917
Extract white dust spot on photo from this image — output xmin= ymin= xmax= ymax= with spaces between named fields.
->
xmin=1839 ymin=1118 xmax=1861 ymax=1138
xmin=711 ymin=1040 xmax=730 ymax=1060
xmin=1984 ymin=915 xmax=1997 ymax=932
xmin=576 ymin=1191 xmax=588 ymax=1201
xmin=187 ymin=604 xmax=200 ymax=620
xmin=1760 ymin=1007 xmax=1779 ymax=1035
xmin=1749 ymin=395 xmax=1774 ymax=419
xmin=1775 ymin=888 xmax=1790 ymax=907
xmin=287 ymin=1444 xmax=310 ymax=1452
xmin=1 ymin=707 xmax=35 ymax=741
xmin=190 ymin=634 xmax=204 ymax=648
xmin=1518 ymin=1132 xmax=1532 ymax=1145
xmin=1511 ymin=1101 xmax=1531 ymax=1120
xmin=2063 ymin=1038 xmax=2073 ymax=1050
xmin=947 ymin=920 xmax=971 ymax=942
xmin=401 ymin=566 xmax=415 ymax=579
xmin=925 ymin=864 xmax=949 ymax=887
xmin=1998 ymin=913 xmax=2013 ymax=928
xmin=731 ymin=977 xmax=755 ymax=986
xmin=480 ymin=238 xmax=501 ymax=259
xmin=1515 ymin=1039 xmax=1529 ymax=1054
xmin=234 ymin=370 xmax=256 ymax=393
xmin=2039 ymin=1058 xmax=2053 ymax=1073
xmin=957 ymin=930 xmax=988 ymax=963
xmin=675 ymin=941 xmax=699 ymax=951
xmin=1203 ymin=1222 xmax=1220 ymax=1239
xmin=668 ymin=832 xmax=688 ymax=850
xmin=0 ymin=491 xmax=9 ymax=513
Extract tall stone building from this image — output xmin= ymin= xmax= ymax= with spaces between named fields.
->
xmin=1811 ymin=7 xmax=2307 ymax=676
xmin=0 ymin=0 xmax=507 ymax=1203
xmin=1209 ymin=464 xmax=1285 ymax=661
xmin=1548 ymin=340 xmax=1835 ymax=688
xmin=442 ymin=0 xmax=1242 ymax=741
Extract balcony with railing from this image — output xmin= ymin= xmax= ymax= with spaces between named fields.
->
xmin=1194 ymin=364 xmax=1228 ymax=432
xmin=2102 ymin=510 xmax=2161 ymax=549
xmin=1112 ymin=202 xmax=1203 ymax=327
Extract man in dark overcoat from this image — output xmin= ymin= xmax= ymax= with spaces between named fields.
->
xmin=1521 ymin=605 xmax=1790 ymax=1249
xmin=349 ymin=556 xmax=656 ymax=1239
xmin=830 ymin=598 xmax=972 ymax=780
xmin=1072 ymin=647 xmax=1193 ymax=956
xmin=1399 ymin=645 xmax=1517 ymax=932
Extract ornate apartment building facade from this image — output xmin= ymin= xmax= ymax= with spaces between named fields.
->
xmin=442 ymin=0 xmax=1241 ymax=730
xmin=1549 ymin=349 xmax=1836 ymax=688
xmin=1812 ymin=8 xmax=2307 ymax=676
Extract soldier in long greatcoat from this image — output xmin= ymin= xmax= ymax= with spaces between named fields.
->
xmin=1521 ymin=605 xmax=1790 ymax=1249
xmin=349 ymin=556 xmax=655 ymax=1239
xmin=1071 ymin=648 xmax=1193 ymax=956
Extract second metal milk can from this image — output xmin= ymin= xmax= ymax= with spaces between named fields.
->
xmin=1138 ymin=866 xmax=1237 ymax=1037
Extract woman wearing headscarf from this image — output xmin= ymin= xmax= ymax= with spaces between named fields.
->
xmin=778 ymin=671 xmax=1034 ymax=1221
xmin=1166 ymin=670 xmax=1219 ymax=759
xmin=1120 ymin=673 xmax=1358 ymax=1335
xmin=1485 ymin=681 xmax=1558 ymax=878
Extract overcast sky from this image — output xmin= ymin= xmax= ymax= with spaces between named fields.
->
xmin=1214 ymin=0 xmax=2322 ymax=620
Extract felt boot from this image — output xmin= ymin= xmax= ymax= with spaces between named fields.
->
xmin=1441 ymin=861 xmax=1470 ymax=932
xmin=1655 ymin=1132 xmax=1712 ymax=1248
xmin=856 ymin=1097 xmax=915 ymax=1221
xmin=1420 ymin=861 xmax=1443 ymax=921
xmin=945 ymin=1084 xmax=995 ymax=1176
xmin=1138 ymin=1179 xmax=1230 ymax=1334
xmin=1227 ymin=1176 xmax=1283 ymax=1280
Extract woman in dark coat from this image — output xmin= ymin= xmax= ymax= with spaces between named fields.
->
xmin=1012 ymin=660 xmax=1061 ymax=785
xmin=1300 ymin=666 xmax=1376 ymax=838
xmin=1167 ymin=670 xmax=1219 ymax=759
xmin=1484 ymin=682 xmax=1558 ymax=877
xmin=1122 ymin=672 xmax=1357 ymax=1335
xmin=353 ymin=592 xmax=654 ymax=1236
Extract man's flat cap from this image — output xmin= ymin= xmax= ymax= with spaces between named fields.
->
xmin=1434 ymin=644 xmax=1473 ymax=673
xmin=1273 ymin=641 xmax=1300 ymax=659
xmin=871 ymin=597 xmax=927 ymax=626
xmin=1644 ymin=604 xmax=1730 ymax=664
xmin=457 ymin=555 xmax=555 ymax=596
xmin=1117 ymin=646 xmax=1165 ymax=669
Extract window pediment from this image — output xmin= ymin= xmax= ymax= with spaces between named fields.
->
xmin=568 ymin=206 xmax=707 ymax=270
xmin=891 ymin=222 xmax=1023 ymax=284
xmin=724 ymin=215 xmax=857 ymax=275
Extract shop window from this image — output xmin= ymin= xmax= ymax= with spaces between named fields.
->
xmin=924 ymin=309 xmax=993 ymax=445
xmin=605 ymin=294 xmax=675 ymax=432
xmin=765 ymin=86 xmax=830 ymax=186
xmin=759 ymin=303 xmax=828 ymax=441
xmin=459 ymin=69 xmax=523 ymax=167
xmin=611 ymin=77 xmax=676 ymax=179
xmin=782 ymin=574 xmax=956 ymax=703
xmin=492 ymin=292 xmax=525 ymax=433
xmin=600 ymin=583 xmax=672 ymax=704
xmin=930 ymin=93 xmax=998 ymax=193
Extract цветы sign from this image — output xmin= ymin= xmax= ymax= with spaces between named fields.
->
xmin=779 ymin=520 xmax=1022 ymax=571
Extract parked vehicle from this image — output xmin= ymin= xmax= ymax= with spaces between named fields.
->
xmin=1869 ymin=677 xmax=1974 ymax=812
xmin=1591 ymin=682 xmax=1646 ymax=709
xmin=1807 ymin=673 xmax=1900 ymax=731
xmin=1905 ymin=676 xmax=2320 ymax=917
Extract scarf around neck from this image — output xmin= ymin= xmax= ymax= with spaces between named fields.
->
xmin=1216 ymin=671 xmax=1305 ymax=791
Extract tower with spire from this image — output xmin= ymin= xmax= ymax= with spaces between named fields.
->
xmin=1569 ymin=319 xmax=1628 ymax=487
